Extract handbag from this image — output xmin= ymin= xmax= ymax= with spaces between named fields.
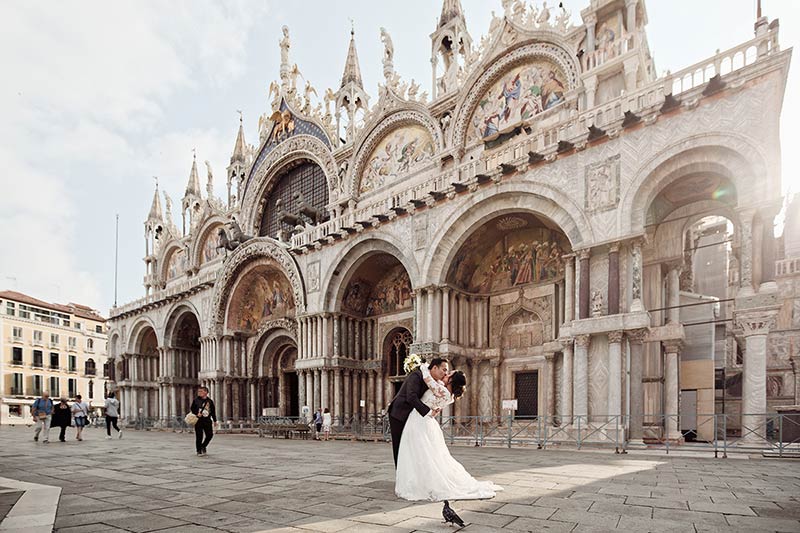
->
xmin=184 ymin=412 xmax=198 ymax=426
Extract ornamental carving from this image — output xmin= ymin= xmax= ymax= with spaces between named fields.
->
xmin=240 ymin=135 xmax=338 ymax=231
xmin=349 ymin=108 xmax=442 ymax=198
xmin=491 ymin=295 xmax=552 ymax=348
xmin=735 ymin=310 xmax=777 ymax=337
xmin=585 ymin=155 xmax=620 ymax=212
xmin=452 ymin=43 xmax=579 ymax=150
xmin=209 ymin=238 xmax=306 ymax=335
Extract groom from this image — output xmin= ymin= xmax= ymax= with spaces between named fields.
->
xmin=388 ymin=357 xmax=450 ymax=467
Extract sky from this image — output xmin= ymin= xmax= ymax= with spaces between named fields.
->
xmin=0 ymin=0 xmax=797 ymax=315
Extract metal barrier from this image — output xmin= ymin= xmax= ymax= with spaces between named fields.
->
xmin=111 ymin=412 xmax=800 ymax=457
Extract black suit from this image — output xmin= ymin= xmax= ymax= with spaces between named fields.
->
xmin=388 ymin=368 xmax=431 ymax=467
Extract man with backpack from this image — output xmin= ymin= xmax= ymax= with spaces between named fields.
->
xmin=31 ymin=391 xmax=53 ymax=443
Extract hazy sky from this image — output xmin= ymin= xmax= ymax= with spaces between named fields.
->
xmin=0 ymin=0 xmax=797 ymax=314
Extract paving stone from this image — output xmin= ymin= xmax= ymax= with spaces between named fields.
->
xmin=688 ymin=500 xmax=758 ymax=516
xmin=494 ymin=502 xmax=556 ymax=519
xmin=505 ymin=516 xmax=577 ymax=531
xmin=624 ymin=495 xmax=689 ymax=510
xmin=725 ymin=514 xmax=800 ymax=532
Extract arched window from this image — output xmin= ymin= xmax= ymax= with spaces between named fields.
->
xmin=259 ymin=161 xmax=328 ymax=238
xmin=87 ymin=338 xmax=94 ymax=350
xmin=88 ymin=380 xmax=94 ymax=399
xmin=387 ymin=330 xmax=413 ymax=378
xmin=85 ymin=358 xmax=96 ymax=376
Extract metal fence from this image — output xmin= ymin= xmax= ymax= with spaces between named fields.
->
xmin=110 ymin=412 xmax=800 ymax=457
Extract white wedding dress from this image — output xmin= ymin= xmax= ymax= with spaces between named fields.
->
xmin=395 ymin=365 xmax=502 ymax=501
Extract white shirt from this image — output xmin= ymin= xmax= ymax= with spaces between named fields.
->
xmin=71 ymin=401 xmax=90 ymax=418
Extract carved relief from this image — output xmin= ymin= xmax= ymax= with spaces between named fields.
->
xmin=307 ymin=261 xmax=320 ymax=293
xmin=585 ymin=155 xmax=620 ymax=212
xmin=491 ymin=295 xmax=552 ymax=348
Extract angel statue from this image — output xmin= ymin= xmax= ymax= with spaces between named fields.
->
xmin=380 ymin=27 xmax=394 ymax=63
xmin=303 ymin=81 xmax=318 ymax=113
xmin=323 ymin=87 xmax=336 ymax=116
xmin=280 ymin=26 xmax=290 ymax=66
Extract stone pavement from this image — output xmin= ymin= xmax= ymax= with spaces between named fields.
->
xmin=0 ymin=426 xmax=798 ymax=532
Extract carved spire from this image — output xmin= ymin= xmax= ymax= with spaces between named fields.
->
xmin=184 ymin=151 xmax=202 ymax=199
xmin=340 ymin=27 xmax=363 ymax=89
xmin=147 ymin=180 xmax=163 ymax=223
xmin=231 ymin=112 xmax=247 ymax=164
xmin=334 ymin=26 xmax=370 ymax=146
xmin=438 ymin=0 xmax=464 ymax=28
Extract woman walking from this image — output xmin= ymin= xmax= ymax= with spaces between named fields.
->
xmin=52 ymin=397 xmax=72 ymax=442
xmin=71 ymin=394 xmax=90 ymax=441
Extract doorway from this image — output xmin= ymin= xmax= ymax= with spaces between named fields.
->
xmin=515 ymin=371 xmax=539 ymax=418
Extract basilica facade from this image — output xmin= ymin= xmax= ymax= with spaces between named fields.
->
xmin=107 ymin=0 xmax=796 ymax=443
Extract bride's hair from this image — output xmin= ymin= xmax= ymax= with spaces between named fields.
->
xmin=450 ymin=371 xmax=467 ymax=399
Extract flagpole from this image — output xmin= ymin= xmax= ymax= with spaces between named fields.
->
xmin=114 ymin=213 xmax=119 ymax=307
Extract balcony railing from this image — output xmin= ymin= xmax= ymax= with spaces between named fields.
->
xmin=48 ymin=364 xmax=59 ymax=370
xmin=32 ymin=362 xmax=43 ymax=369
xmin=10 ymin=359 xmax=23 ymax=367
xmin=10 ymin=387 xmax=23 ymax=396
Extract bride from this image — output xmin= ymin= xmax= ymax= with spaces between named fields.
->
xmin=395 ymin=363 xmax=503 ymax=501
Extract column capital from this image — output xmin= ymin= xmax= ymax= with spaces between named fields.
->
xmin=558 ymin=337 xmax=574 ymax=350
xmin=608 ymin=330 xmax=624 ymax=344
xmin=735 ymin=309 xmax=778 ymax=336
xmin=544 ymin=352 xmax=556 ymax=361
xmin=626 ymin=328 xmax=649 ymax=344
xmin=575 ymin=334 xmax=591 ymax=347
xmin=608 ymin=242 xmax=621 ymax=254
xmin=562 ymin=252 xmax=576 ymax=261
xmin=490 ymin=358 xmax=502 ymax=368
xmin=663 ymin=339 xmax=684 ymax=353
xmin=578 ymin=249 xmax=591 ymax=260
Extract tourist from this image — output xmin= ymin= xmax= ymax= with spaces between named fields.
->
xmin=105 ymin=392 xmax=122 ymax=439
xmin=314 ymin=409 xmax=323 ymax=440
xmin=322 ymin=407 xmax=332 ymax=441
xmin=52 ymin=397 xmax=73 ymax=442
xmin=190 ymin=386 xmax=217 ymax=456
xmin=31 ymin=391 xmax=53 ymax=443
xmin=71 ymin=394 xmax=90 ymax=441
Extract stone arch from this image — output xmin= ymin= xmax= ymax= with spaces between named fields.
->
xmin=160 ymin=240 xmax=188 ymax=284
xmin=190 ymin=215 xmax=228 ymax=270
xmin=210 ymin=238 xmax=305 ymax=335
xmin=163 ymin=302 xmax=204 ymax=346
xmin=251 ymin=322 xmax=299 ymax=416
xmin=622 ymin=133 xmax=770 ymax=234
xmin=423 ymin=183 xmax=591 ymax=286
xmin=382 ymin=327 xmax=414 ymax=394
xmin=348 ymin=105 xmax=444 ymax=198
xmin=451 ymin=40 xmax=580 ymax=151
xmin=126 ymin=317 xmax=160 ymax=354
xmin=321 ymin=234 xmax=421 ymax=313
xmin=240 ymin=135 xmax=338 ymax=233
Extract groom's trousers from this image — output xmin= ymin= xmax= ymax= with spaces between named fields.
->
xmin=389 ymin=415 xmax=406 ymax=467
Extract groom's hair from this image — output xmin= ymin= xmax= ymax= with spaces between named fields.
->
xmin=429 ymin=358 xmax=447 ymax=369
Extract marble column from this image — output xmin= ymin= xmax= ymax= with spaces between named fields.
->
xmin=579 ymin=250 xmax=591 ymax=319
xmin=376 ymin=371 xmax=384 ymax=413
xmin=334 ymin=369 xmax=342 ymax=423
xmin=250 ymin=380 xmax=257 ymax=420
xmin=630 ymin=239 xmax=644 ymax=312
xmin=545 ymin=354 xmax=556 ymax=423
xmin=343 ymin=370 xmax=352 ymax=420
xmin=663 ymin=340 xmax=683 ymax=441
xmin=426 ymin=288 xmax=435 ymax=343
xmin=441 ymin=287 xmax=451 ymax=342
xmin=470 ymin=359 xmax=479 ymax=417
xmin=737 ymin=312 xmax=776 ymax=441
xmin=332 ymin=315 xmax=340 ymax=357
xmin=298 ymin=370 xmax=307 ymax=416
xmin=321 ymin=368 xmax=329 ymax=410
xmin=573 ymin=335 xmax=590 ymax=419
xmin=360 ymin=372 xmax=367 ymax=417
xmin=322 ymin=314 xmax=329 ymax=358
xmin=627 ymin=329 xmax=647 ymax=444
xmin=313 ymin=369 xmax=321 ymax=411
xmin=492 ymin=360 xmax=501 ymax=418
xmin=560 ymin=339 xmax=573 ymax=425
xmin=625 ymin=0 xmax=637 ymax=32
xmin=608 ymin=243 xmax=620 ymax=315
xmin=739 ymin=212 xmax=755 ymax=296
xmin=667 ymin=264 xmax=681 ymax=324
xmin=607 ymin=331 xmax=624 ymax=422
xmin=367 ymin=371 xmax=376 ymax=417
xmin=760 ymin=212 xmax=777 ymax=289
xmin=564 ymin=254 xmax=575 ymax=323
xmin=305 ymin=371 xmax=313 ymax=412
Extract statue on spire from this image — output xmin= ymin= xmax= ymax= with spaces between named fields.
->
xmin=380 ymin=27 xmax=395 ymax=81
xmin=204 ymin=160 xmax=214 ymax=199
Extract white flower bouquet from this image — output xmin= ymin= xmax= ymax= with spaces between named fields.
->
xmin=403 ymin=354 xmax=424 ymax=374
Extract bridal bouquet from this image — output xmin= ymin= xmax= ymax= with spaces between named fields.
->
xmin=403 ymin=354 xmax=424 ymax=374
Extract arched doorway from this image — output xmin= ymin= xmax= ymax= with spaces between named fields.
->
xmin=442 ymin=211 xmax=571 ymax=419
xmin=642 ymin=169 xmax=741 ymax=442
xmin=338 ymin=251 xmax=414 ymax=419
xmin=255 ymin=330 xmax=299 ymax=417
xmin=166 ymin=310 xmax=201 ymax=420
xmin=127 ymin=324 xmax=159 ymax=419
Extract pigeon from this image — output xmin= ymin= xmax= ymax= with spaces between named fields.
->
xmin=442 ymin=500 xmax=465 ymax=527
